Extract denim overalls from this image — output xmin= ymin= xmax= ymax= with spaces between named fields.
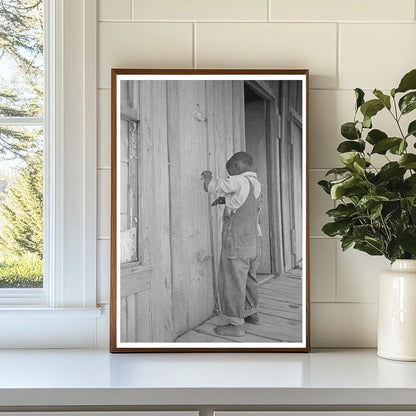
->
xmin=217 ymin=176 xmax=261 ymax=325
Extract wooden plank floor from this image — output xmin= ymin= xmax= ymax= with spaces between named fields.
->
xmin=175 ymin=269 xmax=303 ymax=343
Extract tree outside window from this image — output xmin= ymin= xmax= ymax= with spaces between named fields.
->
xmin=0 ymin=0 xmax=44 ymax=288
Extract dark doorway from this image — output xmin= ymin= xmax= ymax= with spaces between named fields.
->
xmin=244 ymin=84 xmax=272 ymax=276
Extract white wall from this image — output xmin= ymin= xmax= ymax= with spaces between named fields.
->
xmin=96 ymin=0 xmax=416 ymax=348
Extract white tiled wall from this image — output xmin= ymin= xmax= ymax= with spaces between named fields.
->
xmin=96 ymin=0 xmax=416 ymax=347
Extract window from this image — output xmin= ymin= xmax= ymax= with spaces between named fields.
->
xmin=0 ymin=0 xmax=99 ymax=351
xmin=120 ymin=81 xmax=140 ymax=265
xmin=0 ymin=0 xmax=45 ymax=291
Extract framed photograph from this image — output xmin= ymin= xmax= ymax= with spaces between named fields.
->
xmin=110 ymin=69 xmax=310 ymax=352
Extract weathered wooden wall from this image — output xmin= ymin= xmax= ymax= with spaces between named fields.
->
xmin=120 ymin=80 xmax=245 ymax=342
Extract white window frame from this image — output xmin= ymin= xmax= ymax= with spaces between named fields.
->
xmin=0 ymin=0 xmax=101 ymax=348
xmin=0 ymin=0 xmax=52 ymax=306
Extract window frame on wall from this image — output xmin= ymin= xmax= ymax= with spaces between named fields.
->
xmin=0 ymin=0 xmax=100 ymax=348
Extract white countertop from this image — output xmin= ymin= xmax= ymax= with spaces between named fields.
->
xmin=0 ymin=348 xmax=415 ymax=408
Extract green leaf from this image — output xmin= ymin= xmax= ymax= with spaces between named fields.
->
xmin=371 ymin=137 xmax=402 ymax=154
xmin=325 ymin=167 xmax=351 ymax=176
xmin=369 ymin=203 xmax=383 ymax=220
xmin=395 ymin=69 xmax=416 ymax=94
xmin=386 ymin=240 xmax=402 ymax=263
xmin=407 ymin=120 xmax=416 ymax=138
xmin=318 ymin=180 xmax=331 ymax=195
xmin=339 ymin=152 xmax=360 ymax=167
xmin=330 ymin=176 xmax=355 ymax=199
xmin=373 ymin=89 xmax=391 ymax=110
xmin=362 ymin=115 xmax=372 ymax=129
xmin=360 ymin=99 xmax=384 ymax=119
xmin=357 ymin=195 xmax=389 ymax=211
xmin=341 ymin=122 xmax=360 ymax=140
xmin=377 ymin=162 xmax=406 ymax=182
xmin=341 ymin=235 xmax=355 ymax=251
xmin=399 ymin=154 xmax=416 ymax=169
xmin=337 ymin=140 xmax=365 ymax=153
xmin=390 ymin=139 xmax=408 ymax=155
xmin=399 ymin=91 xmax=416 ymax=115
xmin=352 ymin=224 xmax=373 ymax=240
xmin=406 ymin=174 xmax=416 ymax=186
xmin=330 ymin=175 xmax=367 ymax=200
xmin=398 ymin=227 xmax=416 ymax=255
xmin=322 ymin=221 xmax=351 ymax=237
xmin=326 ymin=203 xmax=356 ymax=220
xmin=366 ymin=129 xmax=387 ymax=145
xmin=355 ymin=88 xmax=365 ymax=110
xmin=354 ymin=241 xmax=383 ymax=256
xmin=353 ymin=158 xmax=366 ymax=174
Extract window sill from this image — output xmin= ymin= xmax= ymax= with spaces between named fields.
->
xmin=0 ymin=306 xmax=106 ymax=348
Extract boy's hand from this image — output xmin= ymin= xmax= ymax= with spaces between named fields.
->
xmin=211 ymin=197 xmax=225 ymax=206
xmin=201 ymin=170 xmax=213 ymax=193
xmin=201 ymin=170 xmax=213 ymax=180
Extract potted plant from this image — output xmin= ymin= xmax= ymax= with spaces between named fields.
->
xmin=319 ymin=68 xmax=416 ymax=361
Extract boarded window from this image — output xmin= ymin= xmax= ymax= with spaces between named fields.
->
xmin=120 ymin=115 xmax=139 ymax=264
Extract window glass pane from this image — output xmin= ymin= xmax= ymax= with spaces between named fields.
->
xmin=0 ymin=0 xmax=44 ymax=290
xmin=0 ymin=0 xmax=44 ymax=117
xmin=0 ymin=126 xmax=43 ymax=288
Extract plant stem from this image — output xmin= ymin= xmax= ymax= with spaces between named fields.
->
xmin=390 ymin=98 xmax=406 ymax=139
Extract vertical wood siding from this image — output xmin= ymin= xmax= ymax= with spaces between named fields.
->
xmin=168 ymin=81 xmax=214 ymax=338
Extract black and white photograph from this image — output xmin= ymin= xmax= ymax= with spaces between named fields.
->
xmin=110 ymin=69 xmax=309 ymax=352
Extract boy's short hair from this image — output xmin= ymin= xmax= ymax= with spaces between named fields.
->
xmin=227 ymin=151 xmax=254 ymax=167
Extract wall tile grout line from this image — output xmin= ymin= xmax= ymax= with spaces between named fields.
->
xmin=97 ymin=19 xmax=416 ymax=24
xmin=334 ymin=230 xmax=338 ymax=301
xmin=267 ymin=20 xmax=415 ymax=24
xmin=336 ymin=22 xmax=340 ymax=90
xmin=311 ymin=301 xmax=378 ymax=305
xmin=98 ymin=19 xmax=271 ymax=23
xmin=309 ymin=168 xmax=335 ymax=171
xmin=193 ymin=22 xmax=197 ymax=69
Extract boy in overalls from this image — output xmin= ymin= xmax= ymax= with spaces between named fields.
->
xmin=201 ymin=152 xmax=262 ymax=337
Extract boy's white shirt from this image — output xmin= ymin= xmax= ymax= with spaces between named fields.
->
xmin=207 ymin=172 xmax=262 ymax=236
xmin=207 ymin=171 xmax=261 ymax=210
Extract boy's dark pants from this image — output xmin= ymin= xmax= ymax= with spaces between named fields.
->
xmin=217 ymin=231 xmax=261 ymax=326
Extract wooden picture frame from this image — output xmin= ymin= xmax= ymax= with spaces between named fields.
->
xmin=110 ymin=69 xmax=310 ymax=352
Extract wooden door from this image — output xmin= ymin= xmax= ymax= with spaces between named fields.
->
xmin=245 ymin=99 xmax=272 ymax=275
xmin=167 ymin=80 xmax=215 ymax=339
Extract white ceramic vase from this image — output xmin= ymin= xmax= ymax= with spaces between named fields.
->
xmin=378 ymin=259 xmax=416 ymax=361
